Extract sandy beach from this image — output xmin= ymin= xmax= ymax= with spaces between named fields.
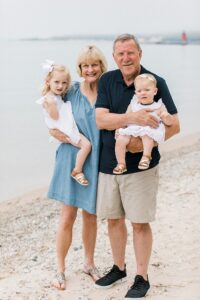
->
xmin=1 ymin=133 xmax=200 ymax=300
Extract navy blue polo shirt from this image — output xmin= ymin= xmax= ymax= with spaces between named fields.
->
xmin=95 ymin=66 xmax=178 ymax=174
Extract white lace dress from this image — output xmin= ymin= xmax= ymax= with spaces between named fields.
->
xmin=36 ymin=95 xmax=80 ymax=144
xmin=119 ymin=98 xmax=165 ymax=143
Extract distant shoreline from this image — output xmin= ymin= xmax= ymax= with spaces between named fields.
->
xmin=1 ymin=31 xmax=200 ymax=45
xmin=18 ymin=38 xmax=200 ymax=46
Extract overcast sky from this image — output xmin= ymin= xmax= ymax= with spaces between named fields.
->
xmin=0 ymin=0 xmax=199 ymax=39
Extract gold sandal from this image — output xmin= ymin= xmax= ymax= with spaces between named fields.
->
xmin=71 ymin=169 xmax=89 ymax=186
xmin=138 ymin=155 xmax=151 ymax=170
xmin=113 ymin=163 xmax=127 ymax=174
xmin=83 ymin=265 xmax=101 ymax=282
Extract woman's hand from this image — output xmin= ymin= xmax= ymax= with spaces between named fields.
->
xmin=49 ymin=129 xmax=70 ymax=143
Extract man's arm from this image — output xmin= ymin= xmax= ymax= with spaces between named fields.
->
xmin=95 ymin=107 xmax=159 ymax=131
xmin=157 ymin=103 xmax=173 ymax=126
xmin=49 ymin=129 xmax=70 ymax=143
xmin=164 ymin=113 xmax=180 ymax=140
xmin=127 ymin=113 xmax=180 ymax=153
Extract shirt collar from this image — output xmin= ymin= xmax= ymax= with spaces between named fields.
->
xmin=116 ymin=65 xmax=147 ymax=87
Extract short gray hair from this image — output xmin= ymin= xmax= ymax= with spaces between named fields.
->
xmin=113 ymin=33 xmax=141 ymax=52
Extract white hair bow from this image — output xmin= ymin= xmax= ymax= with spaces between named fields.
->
xmin=42 ymin=59 xmax=54 ymax=76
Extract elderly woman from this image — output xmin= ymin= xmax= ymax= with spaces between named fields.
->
xmin=48 ymin=45 xmax=107 ymax=290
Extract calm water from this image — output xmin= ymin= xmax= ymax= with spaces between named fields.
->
xmin=0 ymin=40 xmax=200 ymax=201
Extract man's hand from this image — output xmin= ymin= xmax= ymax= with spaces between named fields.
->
xmin=128 ymin=109 xmax=159 ymax=128
xmin=49 ymin=129 xmax=70 ymax=143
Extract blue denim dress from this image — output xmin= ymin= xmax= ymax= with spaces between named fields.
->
xmin=48 ymin=82 xmax=100 ymax=214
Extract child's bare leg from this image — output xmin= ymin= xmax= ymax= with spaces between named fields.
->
xmin=71 ymin=134 xmax=91 ymax=173
xmin=141 ymin=135 xmax=154 ymax=158
xmin=138 ymin=135 xmax=154 ymax=170
xmin=115 ymin=135 xmax=131 ymax=165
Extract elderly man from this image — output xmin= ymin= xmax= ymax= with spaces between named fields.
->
xmin=95 ymin=33 xmax=180 ymax=299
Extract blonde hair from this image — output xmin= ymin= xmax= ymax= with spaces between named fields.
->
xmin=76 ymin=45 xmax=107 ymax=77
xmin=134 ymin=73 xmax=157 ymax=87
xmin=42 ymin=64 xmax=71 ymax=97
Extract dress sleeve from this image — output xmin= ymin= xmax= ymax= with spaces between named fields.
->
xmin=36 ymin=97 xmax=45 ymax=105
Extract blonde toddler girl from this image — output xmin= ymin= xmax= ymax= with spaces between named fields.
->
xmin=37 ymin=60 xmax=91 ymax=186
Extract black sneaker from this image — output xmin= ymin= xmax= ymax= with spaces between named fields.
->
xmin=95 ymin=264 xmax=127 ymax=288
xmin=124 ymin=275 xmax=150 ymax=298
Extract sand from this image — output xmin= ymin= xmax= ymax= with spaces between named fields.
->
xmin=0 ymin=133 xmax=200 ymax=300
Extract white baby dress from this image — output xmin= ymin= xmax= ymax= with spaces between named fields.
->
xmin=36 ymin=95 xmax=80 ymax=144
xmin=119 ymin=97 xmax=165 ymax=143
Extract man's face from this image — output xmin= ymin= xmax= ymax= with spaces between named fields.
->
xmin=113 ymin=39 xmax=142 ymax=81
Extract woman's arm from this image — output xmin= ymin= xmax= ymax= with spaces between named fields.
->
xmin=49 ymin=129 xmax=70 ymax=143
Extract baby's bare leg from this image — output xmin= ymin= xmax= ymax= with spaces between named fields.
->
xmin=141 ymin=135 xmax=154 ymax=158
xmin=115 ymin=135 xmax=131 ymax=165
xmin=70 ymin=134 xmax=91 ymax=173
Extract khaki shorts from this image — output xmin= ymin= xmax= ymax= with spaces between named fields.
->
xmin=97 ymin=166 xmax=159 ymax=223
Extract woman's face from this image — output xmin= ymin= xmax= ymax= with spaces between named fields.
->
xmin=80 ymin=60 xmax=102 ymax=83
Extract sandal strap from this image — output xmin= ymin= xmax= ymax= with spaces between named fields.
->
xmin=89 ymin=267 xmax=100 ymax=280
xmin=113 ymin=163 xmax=127 ymax=173
xmin=117 ymin=164 xmax=125 ymax=170
xmin=71 ymin=170 xmax=88 ymax=185
xmin=83 ymin=265 xmax=101 ymax=280
xmin=142 ymin=155 xmax=152 ymax=160
xmin=140 ymin=160 xmax=149 ymax=166
xmin=75 ymin=173 xmax=87 ymax=183
xmin=116 ymin=164 xmax=126 ymax=171
xmin=55 ymin=272 xmax=66 ymax=284
xmin=138 ymin=155 xmax=151 ymax=170
xmin=74 ymin=172 xmax=84 ymax=179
